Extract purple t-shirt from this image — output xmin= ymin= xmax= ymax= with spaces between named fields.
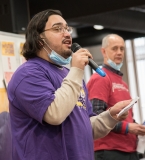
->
xmin=0 ymin=112 xmax=12 ymax=160
xmin=7 ymin=57 xmax=94 ymax=160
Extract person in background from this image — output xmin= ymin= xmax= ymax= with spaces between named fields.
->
xmin=7 ymin=11 xmax=130 ymax=160
xmin=87 ymin=34 xmax=145 ymax=160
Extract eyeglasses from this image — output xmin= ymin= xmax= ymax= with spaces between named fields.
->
xmin=42 ymin=26 xmax=73 ymax=34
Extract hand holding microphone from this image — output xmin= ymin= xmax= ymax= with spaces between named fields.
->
xmin=70 ymin=44 xmax=92 ymax=70
xmin=71 ymin=43 xmax=106 ymax=77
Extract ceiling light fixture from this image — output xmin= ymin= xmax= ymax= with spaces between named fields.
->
xmin=93 ymin=25 xmax=104 ymax=30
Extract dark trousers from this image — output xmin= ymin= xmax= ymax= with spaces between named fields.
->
xmin=94 ymin=150 xmax=139 ymax=160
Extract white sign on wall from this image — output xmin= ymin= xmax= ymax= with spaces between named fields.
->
xmin=0 ymin=31 xmax=25 ymax=112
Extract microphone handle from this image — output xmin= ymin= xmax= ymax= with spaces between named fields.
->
xmin=88 ymin=58 xmax=106 ymax=77
xmin=88 ymin=58 xmax=99 ymax=69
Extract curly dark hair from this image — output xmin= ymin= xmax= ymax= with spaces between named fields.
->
xmin=22 ymin=9 xmax=62 ymax=60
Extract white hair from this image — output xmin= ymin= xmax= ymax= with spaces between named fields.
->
xmin=102 ymin=34 xmax=124 ymax=48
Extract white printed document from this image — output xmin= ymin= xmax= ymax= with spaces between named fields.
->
xmin=117 ymin=97 xmax=139 ymax=117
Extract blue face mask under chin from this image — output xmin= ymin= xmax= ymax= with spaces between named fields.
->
xmin=48 ymin=50 xmax=72 ymax=66
xmin=107 ymin=59 xmax=123 ymax=71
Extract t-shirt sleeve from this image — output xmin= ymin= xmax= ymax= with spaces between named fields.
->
xmin=14 ymin=69 xmax=55 ymax=124
xmin=87 ymin=73 xmax=111 ymax=103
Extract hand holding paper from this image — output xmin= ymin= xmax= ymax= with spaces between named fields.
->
xmin=117 ymin=97 xmax=139 ymax=118
xmin=109 ymin=99 xmax=131 ymax=121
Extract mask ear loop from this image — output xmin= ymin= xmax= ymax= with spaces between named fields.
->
xmin=105 ymin=52 xmax=116 ymax=66
xmin=43 ymin=40 xmax=53 ymax=51
xmin=105 ymin=51 xmax=115 ymax=64
xmin=42 ymin=40 xmax=52 ymax=55
xmin=43 ymin=46 xmax=50 ymax=54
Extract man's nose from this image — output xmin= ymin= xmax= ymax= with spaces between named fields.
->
xmin=63 ymin=29 xmax=71 ymax=35
xmin=117 ymin=48 xmax=123 ymax=54
xmin=63 ymin=30 xmax=71 ymax=38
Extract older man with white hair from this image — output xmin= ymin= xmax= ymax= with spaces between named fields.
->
xmin=87 ymin=34 xmax=145 ymax=160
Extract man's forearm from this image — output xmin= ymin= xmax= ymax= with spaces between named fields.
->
xmin=90 ymin=110 xmax=118 ymax=140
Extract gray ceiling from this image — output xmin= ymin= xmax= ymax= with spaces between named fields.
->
xmin=28 ymin=0 xmax=145 ymax=46
xmin=1 ymin=0 xmax=145 ymax=47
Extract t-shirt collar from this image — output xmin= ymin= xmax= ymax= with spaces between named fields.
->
xmin=102 ymin=64 xmax=123 ymax=76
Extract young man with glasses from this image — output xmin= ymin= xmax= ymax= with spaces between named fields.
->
xmin=7 ymin=9 xmax=131 ymax=160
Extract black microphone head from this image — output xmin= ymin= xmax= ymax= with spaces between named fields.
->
xmin=71 ymin=43 xmax=81 ymax=52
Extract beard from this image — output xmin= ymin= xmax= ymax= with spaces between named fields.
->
xmin=43 ymin=37 xmax=72 ymax=59
xmin=63 ymin=49 xmax=72 ymax=59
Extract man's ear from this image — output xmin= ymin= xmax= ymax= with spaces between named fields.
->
xmin=38 ymin=39 xmax=43 ymax=46
xmin=101 ymin=48 xmax=106 ymax=57
xmin=40 ymin=33 xmax=46 ymax=43
xmin=101 ymin=48 xmax=108 ymax=62
xmin=39 ymin=34 xmax=46 ymax=46
xmin=38 ymin=38 xmax=45 ymax=47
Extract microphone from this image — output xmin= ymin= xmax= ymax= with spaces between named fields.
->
xmin=71 ymin=43 xmax=106 ymax=77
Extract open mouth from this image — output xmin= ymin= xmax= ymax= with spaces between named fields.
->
xmin=63 ymin=39 xmax=72 ymax=48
